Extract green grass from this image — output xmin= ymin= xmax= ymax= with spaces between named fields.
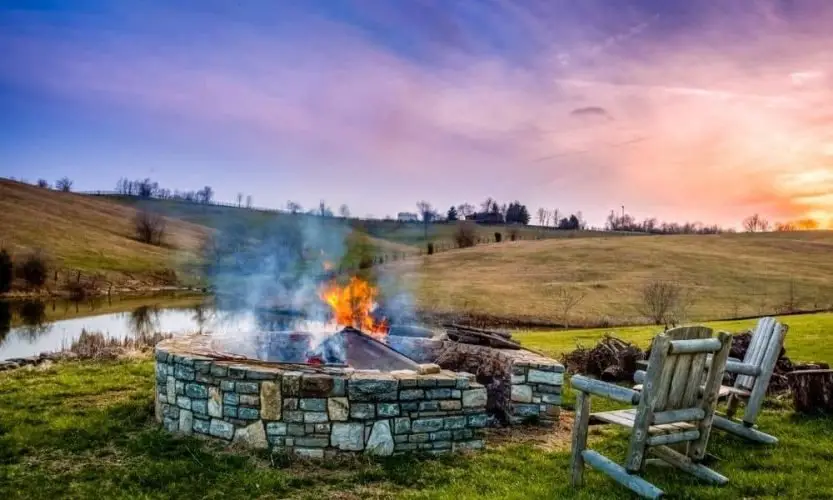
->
xmin=1 ymin=357 xmax=832 ymax=499
xmin=514 ymin=311 xmax=833 ymax=363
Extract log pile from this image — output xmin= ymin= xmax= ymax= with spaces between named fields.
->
xmin=442 ymin=323 xmax=523 ymax=350
xmin=560 ymin=335 xmax=646 ymax=382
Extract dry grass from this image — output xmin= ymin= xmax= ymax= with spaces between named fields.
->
xmin=0 ymin=179 xmax=210 ymax=286
xmin=391 ymin=231 xmax=833 ymax=326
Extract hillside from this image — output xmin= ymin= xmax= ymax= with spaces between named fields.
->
xmin=391 ymin=231 xmax=833 ymax=326
xmin=0 ymin=180 xmax=210 ymax=289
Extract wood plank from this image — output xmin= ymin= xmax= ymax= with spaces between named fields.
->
xmin=690 ymin=331 xmax=732 ymax=460
xmin=650 ymin=446 xmax=729 ymax=486
xmin=570 ymin=391 xmax=592 ymax=486
xmin=743 ymin=323 xmax=788 ymax=425
xmin=646 ymin=430 xmax=701 ymax=447
xmin=653 ymin=354 xmax=677 ymax=412
xmin=626 ymin=334 xmax=670 ymax=471
xmin=737 ymin=317 xmax=774 ymax=389
xmin=666 ymin=354 xmax=693 ymax=409
xmin=594 ymin=409 xmax=696 ymax=434
xmin=669 ymin=338 xmax=723 ymax=354
xmin=652 ymin=408 xmax=705 ymax=425
xmin=582 ymin=450 xmax=664 ymax=499
xmin=682 ymin=352 xmax=708 ymax=407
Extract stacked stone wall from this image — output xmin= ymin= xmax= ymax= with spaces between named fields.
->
xmin=155 ymin=338 xmax=487 ymax=458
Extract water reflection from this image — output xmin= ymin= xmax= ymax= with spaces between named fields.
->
xmin=0 ymin=301 xmax=10 ymax=344
xmin=18 ymin=301 xmax=49 ymax=339
xmin=129 ymin=305 xmax=161 ymax=338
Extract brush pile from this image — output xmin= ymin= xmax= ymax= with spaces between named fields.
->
xmin=560 ymin=334 xmax=646 ymax=382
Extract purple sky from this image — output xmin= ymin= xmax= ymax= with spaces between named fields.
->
xmin=2 ymin=1 xmax=833 ymax=227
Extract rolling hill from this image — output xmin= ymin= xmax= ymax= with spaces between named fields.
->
xmin=390 ymin=231 xmax=833 ymax=326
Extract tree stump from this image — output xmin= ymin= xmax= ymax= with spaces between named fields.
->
xmin=787 ymin=369 xmax=833 ymax=414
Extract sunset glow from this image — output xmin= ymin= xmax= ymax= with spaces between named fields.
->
xmin=2 ymin=1 xmax=833 ymax=226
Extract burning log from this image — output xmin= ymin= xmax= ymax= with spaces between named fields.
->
xmin=560 ymin=334 xmax=645 ymax=382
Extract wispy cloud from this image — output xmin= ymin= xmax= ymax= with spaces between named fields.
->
xmin=2 ymin=1 xmax=833 ymax=225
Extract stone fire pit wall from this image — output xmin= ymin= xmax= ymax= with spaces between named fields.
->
xmin=154 ymin=338 xmax=488 ymax=458
xmin=436 ymin=342 xmax=564 ymax=425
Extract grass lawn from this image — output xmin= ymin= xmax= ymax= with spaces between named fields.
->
xmin=514 ymin=311 xmax=833 ymax=363
xmin=1 ymin=357 xmax=832 ymax=499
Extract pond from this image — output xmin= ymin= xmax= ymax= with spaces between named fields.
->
xmin=0 ymin=293 xmax=236 ymax=361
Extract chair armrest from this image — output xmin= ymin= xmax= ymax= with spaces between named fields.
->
xmin=570 ymin=375 xmax=640 ymax=405
xmin=724 ymin=360 xmax=761 ymax=376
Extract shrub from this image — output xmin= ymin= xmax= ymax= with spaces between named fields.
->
xmin=17 ymin=251 xmax=48 ymax=289
xmin=427 ymin=242 xmax=434 ymax=255
xmin=134 ymin=210 xmax=166 ymax=246
xmin=454 ymin=222 xmax=477 ymax=248
xmin=494 ymin=232 xmax=502 ymax=243
xmin=638 ymin=280 xmax=682 ymax=325
xmin=508 ymin=227 xmax=519 ymax=241
xmin=0 ymin=249 xmax=12 ymax=293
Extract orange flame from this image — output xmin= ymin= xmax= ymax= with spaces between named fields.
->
xmin=320 ymin=277 xmax=389 ymax=339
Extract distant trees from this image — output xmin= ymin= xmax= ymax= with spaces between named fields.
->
xmin=317 ymin=200 xmax=333 ymax=217
xmin=36 ymin=179 xmax=50 ymax=189
xmin=134 ymin=210 xmax=167 ymax=246
xmin=416 ymin=201 xmax=435 ymax=240
xmin=339 ymin=204 xmax=351 ymax=218
xmin=0 ymin=249 xmax=12 ymax=293
xmin=743 ymin=213 xmax=770 ymax=232
xmin=505 ymin=201 xmax=530 ymax=225
xmin=17 ymin=251 xmax=48 ymax=289
xmin=286 ymin=201 xmax=302 ymax=214
xmin=446 ymin=206 xmax=458 ymax=221
xmin=197 ymin=186 xmax=214 ymax=204
xmin=453 ymin=221 xmax=477 ymax=248
xmin=536 ymin=208 xmax=547 ymax=226
xmin=236 ymin=193 xmax=243 ymax=207
xmin=55 ymin=177 xmax=73 ymax=192
xmin=775 ymin=218 xmax=818 ymax=231
xmin=457 ymin=203 xmax=475 ymax=219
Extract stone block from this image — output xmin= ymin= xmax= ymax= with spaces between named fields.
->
xmin=512 ymin=404 xmax=539 ymax=417
xmin=208 ymin=387 xmax=222 ymax=418
xmin=228 ymin=366 xmax=248 ymax=379
xmin=209 ymin=419 xmax=234 ymax=440
xmin=195 ymin=373 xmax=214 ymax=384
xmin=239 ymin=394 xmax=259 ymax=406
xmin=462 ymin=388 xmax=487 ymax=408
xmin=175 ymin=380 xmax=185 ymax=395
xmin=350 ymin=403 xmax=375 ymax=419
xmin=399 ymin=379 xmax=419 ymax=388
xmin=175 ymin=365 xmax=195 ymax=381
xmin=412 ymin=418 xmax=444 ymax=433
xmin=511 ymin=364 xmax=527 ymax=376
xmin=220 ymin=380 xmax=235 ymax=392
xmin=223 ymin=405 xmax=238 ymax=418
xmin=176 ymin=395 xmax=192 ymax=410
xmin=155 ymin=350 xmax=169 ymax=363
xmin=419 ymin=401 xmax=439 ymax=411
xmin=223 ymin=392 xmax=239 ymax=406
xmin=238 ymin=407 xmax=260 ymax=420
xmin=166 ymin=376 xmax=176 ymax=402
xmin=163 ymin=417 xmax=178 ymax=432
xmin=394 ymin=435 xmax=409 ymax=444
xmin=194 ymin=360 xmax=211 ymax=374
xmin=331 ymin=377 xmax=346 ymax=397
xmin=294 ymin=448 xmax=324 ymax=459
xmin=409 ymin=433 xmax=430 ymax=443
xmin=394 ymin=417 xmax=411 ymax=434
xmin=301 ymin=374 xmax=334 ymax=396
xmin=417 ymin=378 xmax=437 ymax=388
xmin=433 ymin=441 xmax=451 ymax=450
xmin=425 ymin=388 xmax=451 ymax=399
xmin=185 ymin=383 xmax=208 ymax=399
xmin=399 ymin=389 xmax=425 ymax=400
xmin=377 ymin=403 xmax=400 ymax=417
xmin=284 ymin=411 xmax=304 ymax=423
xmin=178 ymin=410 xmax=193 ymax=435
xmin=295 ymin=437 xmax=329 ymax=448
xmin=304 ymin=412 xmax=329 ymax=424
xmin=245 ymin=369 xmax=278 ymax=380
xmin=193 ymin=417 xmax=210 ymax=435
xmin=436 ymin=378 xmax=457 ymax=388
xmin=536 ymin=384 xmax=562 ymax=394
xmin=331 ymin=422 xmax=364 ymax=451
xmin=191 ymin=399 xmax=208 ymax=416
xmin=430 ymin=430 xmax=451 ymax=441
xmin=327 ymin=397 xmax=349 ymax=421
xmin=511 ymin=385 xmax=533 ymax=403
xmin=401 ymin=402 xmax=419 ymax=412
xmin=266 ymin=422 xmax=287 ymax=436
xmin=299 ymin=398 xmax=327 ymax=412
xmin=467 ymin=414 xmax=489 ymax=428
xmin=396 ymin=443 xmax=418 ymax=451
xmin=210 ymin=364 xmax=228 ymax=377
xmin=287 ymin=424 xmax=306 ymax=436
xmin=283 ymin=398 xmax=299 ymax=410
xmin=453 ymin=429 xmax=474 ymax=440
xmin=511 ymin=374 xmax=526 ymax=384
xmin=450 ymin=390 xmax=462 ymax=398
xmin=348 ymin=376 xmax=398 ymax=402
xmin=439 ymin=400 xmax=462 ymax=411
xmin=282 ymin=372 xmax=302 ymax=396
xmin=268 ymin=436 xmax=285 ymax=447
xmin=162 ymin=403 xmax=180 ymax=420
xmin=444 ymin=416 xmax=467 ymax=430
xmin=233 ymin=421 xmax=268 ymax=449
xmin=541 ymin=394 xmax=561 ymax=404
xmin=314 ymin=423 xmax=331 ymax=434
xmin=236 ymin=382 xmax=259 ymax=394
xmin=366 ymin=420 xmax=394 ymax=456
xmin=260 ymin=381 xmax=281 ymax=420
xmin=527 ymin=369 xmax=563 ymax=385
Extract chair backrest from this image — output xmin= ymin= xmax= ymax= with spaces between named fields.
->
xmin=625 ymin=328 xmax=732 ymax=469
xmin=735 ymin=317 xmax=788 ymax=391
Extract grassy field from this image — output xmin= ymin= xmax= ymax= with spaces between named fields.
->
xmin=0 ymin=180 xmax=210 ymax=287
xmin=394 ymin=231 xmax=833 ymax=326
xmin=514 ymin=311 xmax=833 ymax=364
xmin=1 ymin=357 xmax=831 ymax=499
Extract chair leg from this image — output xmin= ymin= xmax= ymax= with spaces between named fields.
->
xmin=570 ymin=391 xmax=591 ymax=487
xmin=582 ymin=450 xmax=664 ymax=499
xmin=712 ymin=415 xmax=778 ymax=444
xmin=651 ymin=446 xmax=729 ymax=486
xmin=725 ymin=394 xmax=740 ymax=419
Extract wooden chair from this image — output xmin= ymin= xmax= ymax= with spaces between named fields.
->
xmin=570 ymin=330 xmax=733 ymax=499
xmin=711 ymin=316 xmax=788 ymax=444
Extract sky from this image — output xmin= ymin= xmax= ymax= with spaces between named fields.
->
xmin=2 ymin=0 xmax=833 ymax=228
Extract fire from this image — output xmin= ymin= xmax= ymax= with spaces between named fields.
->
xmin=320 ymin=276 xmax=389 ymax=339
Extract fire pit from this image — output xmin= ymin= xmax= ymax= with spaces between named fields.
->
xmin=154 ymin=326 xmax=488 ymax=457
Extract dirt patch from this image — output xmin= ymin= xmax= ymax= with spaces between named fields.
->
xmin=484 ymin=412 xmax=575 ymax=452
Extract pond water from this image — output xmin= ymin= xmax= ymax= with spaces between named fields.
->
xmin=0 ymin=293 xmax=247 ymax=361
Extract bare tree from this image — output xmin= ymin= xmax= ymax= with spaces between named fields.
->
xmin=536 ymin=207 xmax=547 ymax=226
xmin=236 ymin=193 xmax=243 ymax=207
xmin=742 ymin=213 xmax=770 ymax=232
xmin=339 ymin=204 xmax=351 ymax=218
xmin=198 ymin=185 xmax=214 ymax=204
xmin=37 ymin=179 xmax=50 ymax=189
xmin=552 ymin=286 xmax=587 ymax=328
xmin=416 ymin=201 xmax=434 ymax=240
xmin=134 ymin=210 xmax=166 ymax=246
xmin=457 ymin=203 xmax=475 ymax=219
xmin=286 ymin=201 xmax=302 ymax=214
xmin=638 ymin=281 xmax=682 ymax=325
xmin=55 ymin=177 xmax=73 ymax=192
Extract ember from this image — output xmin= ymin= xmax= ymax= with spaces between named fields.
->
xmin=320 ymin=276 xmax=389 ymax=339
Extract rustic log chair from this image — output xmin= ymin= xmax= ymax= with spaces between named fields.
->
xmin=711 ymin=316 xmax=788 ymax=444
xmin=570 ymin=330 xmax=733 ymax=499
